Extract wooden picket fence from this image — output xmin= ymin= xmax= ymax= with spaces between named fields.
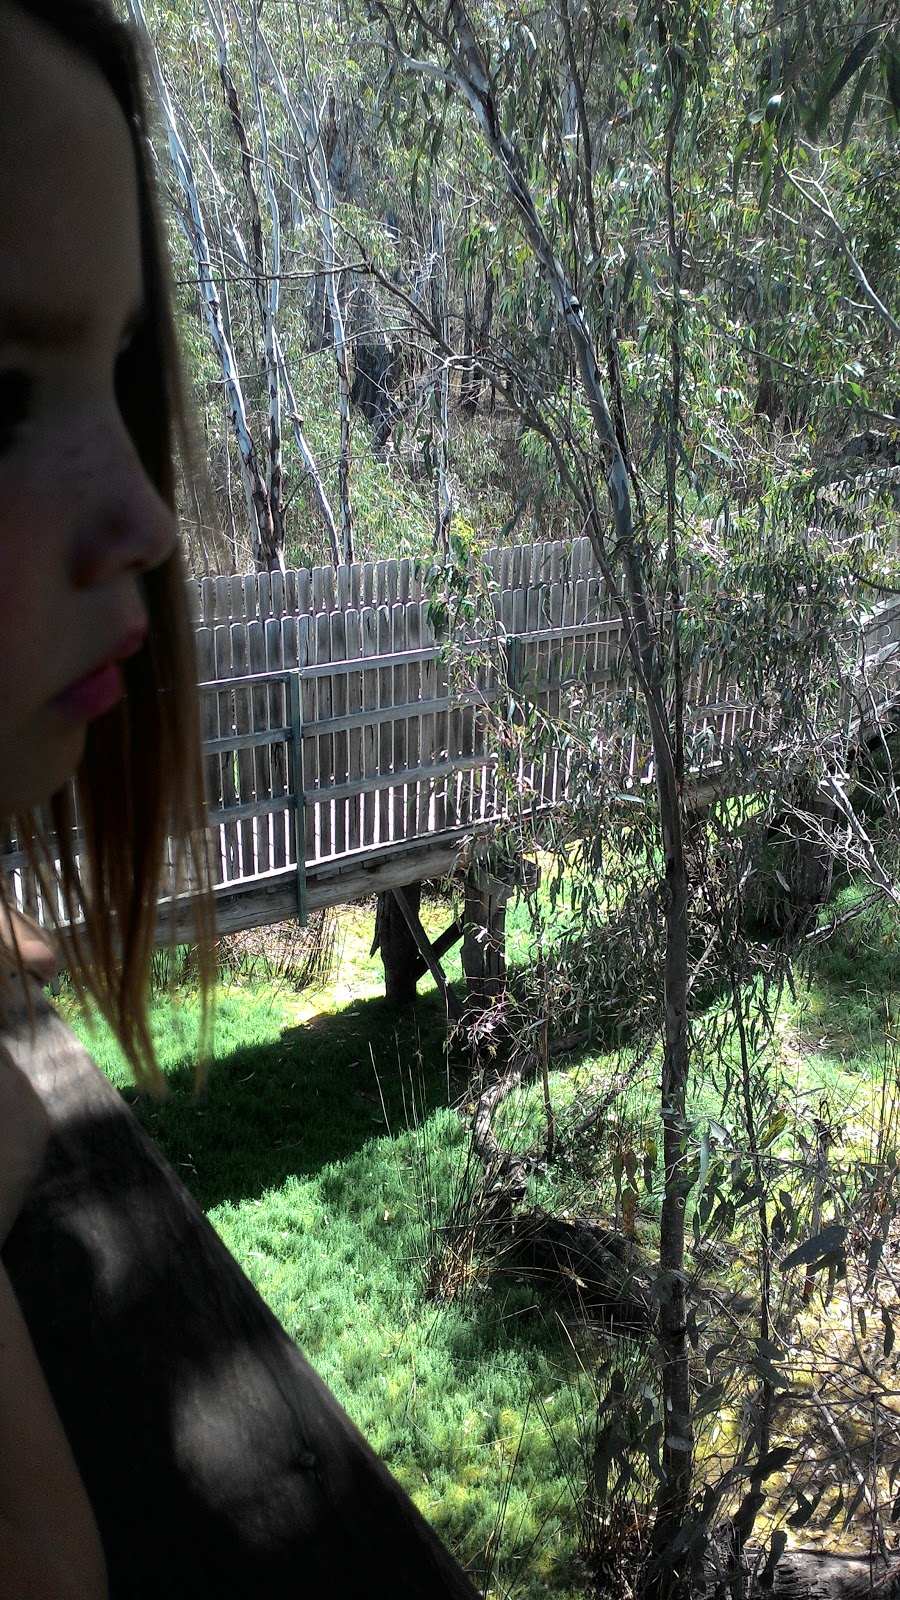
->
xmin=4 ymin=526 xmax=900 ymax=939
xmin=189 ymin=536 xmax=631 ymax=932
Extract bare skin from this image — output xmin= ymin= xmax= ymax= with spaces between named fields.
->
xmin=0 ymin=911 xmax=58 ymax=987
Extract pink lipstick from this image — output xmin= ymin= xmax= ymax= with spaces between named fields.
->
xmin=53 ymin=661 xmax=123 ymax=721
xmin=53 ymin=622 xmax=147 ymax=722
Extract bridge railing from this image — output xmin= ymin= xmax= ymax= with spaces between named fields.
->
xmin=5 ymin=526 xmax=900 ymax=937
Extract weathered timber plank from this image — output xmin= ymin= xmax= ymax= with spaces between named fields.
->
xmin=377 ymin=606 xmax=392 ymax=846
xmin=282 ymin=614 xmax=303 ymax=874
xmin=231 ymin=623 xmax=256 ymax=878
xmin=392 ymin=603 xmax=409 ymax=845
xmin=435 ymin=628 xmax=452 ymax=835
xmin=405 ymin=603 xmax=422 ymax=842
xmin=315 ymin=612 xmax=334 ymax=863
xmin=511 ymin=586 xmax=529 ymax=806
xmin=1 ymin=976 xmax=478 ymax=1600
xmin=390 ymin=888 xmax=463 ymax=1021
xmin=361 ymin=607 xmax=379 ymax=852
xmin=345 ymin=610 xmax=362 ymax=854
xmin=330 ymin=610 xmax=348 ymax=862
xmin=248 ymin=622 xmax=271 ymax=876
xmin=196 ymin=632 xmax=222 ymax=886
xmin=301 ymin=615 xmax=318 ymax=867
xmin=214 ymin=626 xmax=239 ymax=883
xmin=265 ymin=619 xmax=288 ymax=872
xmin=418 ymin=604 xmax=438 ymax=838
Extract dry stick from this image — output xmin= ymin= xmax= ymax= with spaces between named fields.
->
xmin=810 ymin=1388 xmax=890 ymax=1564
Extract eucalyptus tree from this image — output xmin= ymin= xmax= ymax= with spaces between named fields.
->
xmin=130 ymin=0 xmax=369 ymax=567
xmin=368 ymin=1 xmax=707 ymax=1578
xmin=365 ymin=0 xmax=900 ymax=1588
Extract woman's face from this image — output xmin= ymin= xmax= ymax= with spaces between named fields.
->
xmin=0 ymin=6 xmax=175 ymax=815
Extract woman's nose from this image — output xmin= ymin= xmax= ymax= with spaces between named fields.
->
xmin=69 ymin=420 xmax=176 ymax=589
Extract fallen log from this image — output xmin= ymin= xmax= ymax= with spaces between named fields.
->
xmin=500 ymin=1207 xmax=652 ymax=1327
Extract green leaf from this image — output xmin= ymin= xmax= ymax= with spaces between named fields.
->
xmin=886 ymin=43 xmax=900 ymax=125
xmin=840 ymin=60 xmax=872 ymax=148
xmin=807 ymin=29 xmax=880 ymax=134
xmin=788 ymin=1492 xmax=815 ymax=1528
xmin=780 ymin=1222 xmax=846 ymax=1272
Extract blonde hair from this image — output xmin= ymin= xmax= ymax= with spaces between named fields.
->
xmin=5 ymin=0 xmax=214 ymax=1084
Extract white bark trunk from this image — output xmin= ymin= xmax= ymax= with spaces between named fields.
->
xmin=128 ymin=0 xmax=278 ymax=569
xmin=257 ymin=21 xmax=354 ymax=564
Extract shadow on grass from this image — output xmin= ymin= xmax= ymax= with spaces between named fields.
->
xmin=122 ymin=988 xmax=465 ymax=1213
xmin=794 ymin=888 xmax=900 ymax=1069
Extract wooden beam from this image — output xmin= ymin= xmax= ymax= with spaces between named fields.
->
xmin=1 ymin=974 xmax=479 ymax=1599
xmin=411 ymin=918 xmax=463 ymax=982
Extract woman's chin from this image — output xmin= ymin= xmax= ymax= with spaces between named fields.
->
xmin=0 ymin=728 xmax=87 ymax=815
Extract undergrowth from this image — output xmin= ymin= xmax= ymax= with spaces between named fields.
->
xmin=52 ymin=882 xmax=900 ymax=1595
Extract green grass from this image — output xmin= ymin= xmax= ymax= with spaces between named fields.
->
xmin=55 ymin=881 xmax=900 ymax=1591
xmin=58 ymin=931 xmax=598 ymax=1598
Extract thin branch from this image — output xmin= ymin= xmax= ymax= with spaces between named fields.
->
xmin=784 ymin=165 xmax=900 ymax=343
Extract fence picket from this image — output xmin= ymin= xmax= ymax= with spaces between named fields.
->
xmin=391 ymin=603 xmax=408 ymax=844
xmin=330 ymin=611 xmax=349 ymax=861
xmin=377 ymin=606 xmax=393 ymax=844
xmin=213 ymin=625 xmax=239 ymax=881
xmin=248 ymin=621 xmax=271 ymax=876
xmin=301 ymin=614 xmax=318 ymax=865
xmin=231 ymin=623 xmax=255 ymax=877
xmin=345 ymin=610 xmax=362 ymax=853
xmin=418 ymin=603 xmax=437 ymax=836
xmin=405 ymin=604 xmax=422 ymax=840
xmin=361 ymin=607 xmax=379 ymax=849
xmin=265 ymin=617 xmax=288 ymax=871
xmin=315 ymin=612 xmax=334 ymax=861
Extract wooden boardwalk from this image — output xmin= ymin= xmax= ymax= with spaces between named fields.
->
xmin=4 ymin=533 xmax=900 ymax=940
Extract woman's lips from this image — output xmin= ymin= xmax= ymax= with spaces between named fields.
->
xmin=53 ymin=660 xmax=123 ymax=721
xmin=52 ymin=623 xmax=147 ymax=722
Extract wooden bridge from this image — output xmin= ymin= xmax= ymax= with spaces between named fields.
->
xmin=4 ymin=530 xmax=900 ymax=951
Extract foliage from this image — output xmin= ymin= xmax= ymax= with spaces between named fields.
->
xmin=112 ymin=0 xmax=900 ymax=1586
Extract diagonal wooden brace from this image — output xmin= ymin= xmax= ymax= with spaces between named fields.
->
xmin=390 ymin=888 xmax=463 ymax=1021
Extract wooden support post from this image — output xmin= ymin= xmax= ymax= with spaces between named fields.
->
xmin=461 ymin=865 xmax=511 ymax=1012
xmin=413 ymin=918 xmax=463 ymax=982
xmin=389 ymin=889 xmax=463 ymax=1022
xmin=372 ymin=886 xmax=421 ymax=1006
xmin=372 ymin=889 xmax=464 ymax=1017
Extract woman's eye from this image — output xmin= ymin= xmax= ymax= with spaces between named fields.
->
xmin=0 ymin=369 xmax=32 ymax=453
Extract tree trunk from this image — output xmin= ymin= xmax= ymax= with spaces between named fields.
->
xmin=650 ymin=856 xmax=693 ymax=1590
xmin=130 ymin=0 xmax=282 ymax=572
